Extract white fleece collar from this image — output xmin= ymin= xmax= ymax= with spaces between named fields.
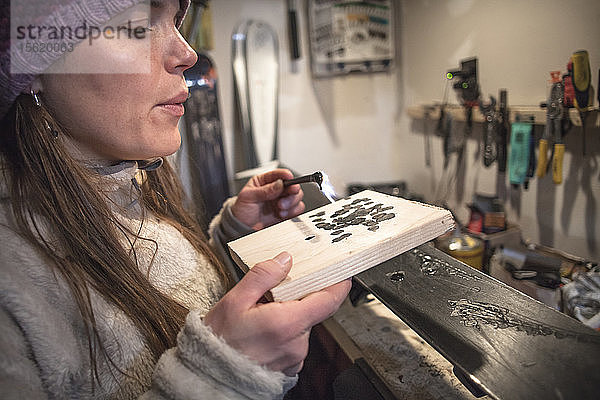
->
xmin=0 ymin=159 xmax=142 ymax=211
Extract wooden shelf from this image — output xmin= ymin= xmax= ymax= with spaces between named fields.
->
xmin=407 ymin=104 xmax=600 ymax=127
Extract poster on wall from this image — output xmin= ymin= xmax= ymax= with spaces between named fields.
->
xmin=308 ymin=0 xmax=394 ymax=77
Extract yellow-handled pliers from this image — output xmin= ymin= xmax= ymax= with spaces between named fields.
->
xmin=536 ymin=80 xmax=564 ymax=184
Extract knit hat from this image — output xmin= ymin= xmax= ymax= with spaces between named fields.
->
xmin=0 ymin=0 xmax=190 ymax=119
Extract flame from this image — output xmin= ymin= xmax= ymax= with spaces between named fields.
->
xmin=319 ymin=171 xmax=339 ymax=203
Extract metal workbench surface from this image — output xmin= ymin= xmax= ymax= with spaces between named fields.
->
xmin=354 ymin=244 xmax=600 ymax=400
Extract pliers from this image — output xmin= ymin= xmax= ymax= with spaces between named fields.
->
xmin=536 ymin=80 xmax=564 ymax=184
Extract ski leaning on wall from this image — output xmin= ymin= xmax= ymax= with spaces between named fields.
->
xmin=232 ymin=20 xmax=279 ymax=171
xmin=182 ymin=53 xmax=230 ymax=225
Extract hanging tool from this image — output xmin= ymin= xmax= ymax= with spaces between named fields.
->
xmin=509 ymin=115 xmax=534 ymax=188
xmin=447 ymin=57 xmax=481 ymax=165
xmin=571 ymin=50 xmax=594 ymax=156
xmin=550 ymin=83 xmax=566 ymax=185
xmin=524 ymin=123 xmax=536 ymax=190
xmin=287 ymin=0 xmax=301 ymax=62
xmin=563 ymin=60 xmax=575 ymax=108
xmin=497 ymin=89 xmax=509 ymax=173
xmin=446 ymin=58 xmax=480 ymax=107
xmin=478 ymin=95 xmax=498 ymax=167
xmin=536 ymin=75 xmax=555 ymax=178
xmin=438 ymin=106 xmax=451 ymax=169
xmin=423 ymin=106 xmax=436 ymax=167
xmin=537 ymin=71 xmax=564 ymax=183
xmin=560 ymin=64 xmax=574 ymax=147
xmin=437 ymin=81 xmax=453 ymax=170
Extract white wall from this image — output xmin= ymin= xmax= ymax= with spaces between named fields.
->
xmin=207 ymin=0 xmax=600 ymax=261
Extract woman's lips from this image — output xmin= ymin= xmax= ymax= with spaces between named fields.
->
xmin=156 ymin=90 xmax=188 ymax=117
xmin=156 ymin=103 xmax=185 ymax=116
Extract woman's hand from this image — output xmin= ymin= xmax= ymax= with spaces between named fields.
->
xmin=231 ymin=169 xmax=305 ymax=230
xmin=203 ymin=252 xmax=351 ymax=376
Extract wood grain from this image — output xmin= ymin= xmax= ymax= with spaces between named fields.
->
xmin=228 ymin=190 xmax=454 ymax=301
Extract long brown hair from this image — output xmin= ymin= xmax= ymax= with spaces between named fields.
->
xmin=0 ymin=93 xmax=231 ymax=385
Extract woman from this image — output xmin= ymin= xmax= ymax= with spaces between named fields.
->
xmin=0 ymin=0 xmax=351 ymax=398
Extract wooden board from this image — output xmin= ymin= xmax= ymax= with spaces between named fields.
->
xmin=228 ymin=190 xmax=454 ymax=301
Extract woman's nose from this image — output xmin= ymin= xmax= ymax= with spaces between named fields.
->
xmin=166 ymin=29 xmax=198 ymax=74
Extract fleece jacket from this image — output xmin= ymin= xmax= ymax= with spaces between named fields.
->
xmin=0 ymin=161 xmax=297 ymax=399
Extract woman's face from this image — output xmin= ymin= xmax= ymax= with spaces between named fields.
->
xmin=39 ymin=0 xmax=197 ymax=162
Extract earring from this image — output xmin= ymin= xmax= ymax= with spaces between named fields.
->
xmin=31 ymin=89 xmax=41 ymax=107
xmin=30 ymin=89 xmax=59 ymax=139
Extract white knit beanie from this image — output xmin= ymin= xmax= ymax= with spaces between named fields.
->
xmin=0 ymin=0 xmax=190 ymax=119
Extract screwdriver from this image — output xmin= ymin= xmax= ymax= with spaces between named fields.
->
xmin=571 ymin=50 xmax=593 ymax=156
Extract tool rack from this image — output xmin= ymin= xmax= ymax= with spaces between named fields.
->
xmin=407 ymin=104 xmax=600 ymax=127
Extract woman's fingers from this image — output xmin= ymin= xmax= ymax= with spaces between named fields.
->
xmin=232 ymin=168 xmax=305 ymax=228
xmin=263 ymin=281 xmax=351 ymax=375
xmin=205 ymin=257 xmax=351 ymax=376
xmin=279 ymin=201 xmax=305 ymax=219
xmin=238 ymin=179 xmax=285 ymax=203
xmin=277 ymin=190 xmax=303 ymax=209
xmin=225 ymin=252 xmax=293 ymax=310
xmin=253 ymin=168 xmax=294 ymax=186
xmin=277 ymin=191 xmax=305 ymax=218
xmin=286 ymin=279 xmax=352 ymax=330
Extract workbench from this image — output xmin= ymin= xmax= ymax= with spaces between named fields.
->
xmin=302 ymin=183 xmax=600 ymax=400
xmin=324 ymin=297 xmax=480 ymax=399
xmin=233 ymin=171 xmax=600 ymax=400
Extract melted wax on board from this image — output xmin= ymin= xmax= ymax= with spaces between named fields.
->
xmin=407 ymin=250 xmax=600 ymax=343
xmin=386 ymin=270 xmax=406 ymax=282
xmin=309 ymin=197 xmax=396 ymax=243
xmin=411 ymin=248 xmax=482 ymax=292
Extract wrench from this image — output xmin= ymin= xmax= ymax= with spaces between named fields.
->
xmin=479 ymin=95 xmax=498 ymax=167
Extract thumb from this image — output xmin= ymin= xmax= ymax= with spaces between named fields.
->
xmin=241 ymin=179 xmax=284 ymax=203
xmin=231 ymin=252 xmax=292 ymax=308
